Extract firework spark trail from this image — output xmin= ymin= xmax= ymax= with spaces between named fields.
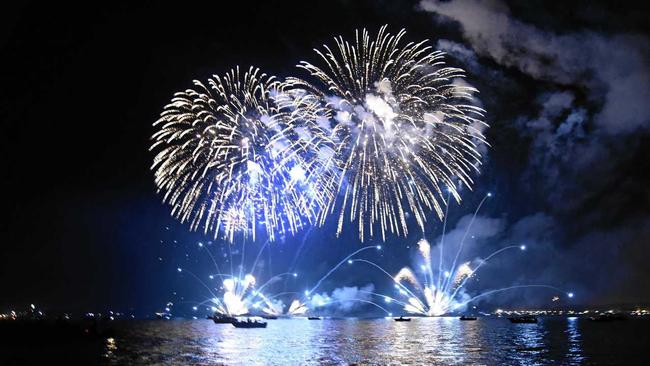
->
xmin=283 ymin=227 xmax=314 ymax=292
xmin=351 ymin=259 xmax=428 ymax=314
xmin=238 ymin=238 xmax=247 ymax=287
xmin=250 ymin=239 xmax=271 ymax=276
xmin=453 ymin=285 xmax=567 ymax=310
xmin=349 ymin=259 xmax=421 ymax=300
xmin=263 ymin=291 xmax=301 ymax=300
xmin=437 ymin=191 xmax=452 ymax=291
xmin=228 ymin=242 xmax=234 ymax=280
xmin=255 ymin=272 xmax=298 ymax=294
xmin=267 ymin=238 xmax=273 ymax=279
xmin=151 ymin=66 xmax=335 ymax=243
xmin=179 ymin=240 xmax=303 ymax=317
xmin=198 ymin=242 xmax=224 ymax=280
xmin=442 ymin=193 xmax=491 ymax=293
xmin=288 ymin=25 xmax=488 ymax=242
xmin=290 ymin=227 xmax=314 ymax=272
xmin=417 ymin=239 xmax=435 ymax=291
xmin=305 ymin=245 xmax=382 ymax=296
xmin=176 ymin=268 xmax=219 ymax=300
xmin=447 ymin=245 xmax=524 ymax=300
xmin=357 ymin=290 xmax=409 ymax=307
xmin=394 ymin=267 xmax=421 ymax=289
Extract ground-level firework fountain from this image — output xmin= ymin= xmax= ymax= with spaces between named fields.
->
xmin=387 ymin=238 xmax=531 ymax=316
xmin=175 ymin=239 xmax=306 ymax=318
xmin=338 ymin=193 xmax=574 ymax=316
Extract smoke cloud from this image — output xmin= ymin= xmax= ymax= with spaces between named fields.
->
xmin=412 ymin=0 xmax=650 ymax=305
xmin=310 ymin=283 xmax=376 ymax=314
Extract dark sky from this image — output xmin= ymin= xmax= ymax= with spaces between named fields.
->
xmin=2 ymin=1 xmax=649 ymax=316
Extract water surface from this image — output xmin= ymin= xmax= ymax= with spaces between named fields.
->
xmin=101 ymin=317 xmax=649 ymax=365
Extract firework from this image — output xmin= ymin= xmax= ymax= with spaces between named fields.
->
xmin=151 ymin=66 xmax=335 ymax=242
xmin=342 ymin=194 xmax=573 ymax=316
xmin=393 ymin=239 xmax=476 ymax=316
xmin=177 ymin=239 xmax=307 ymax=318
xmin=346 ymin=238 xmax=566 ymax=316
xmin=288 ymin=25 xmax=488 ymax=241
xmin=218 ymin=275 xmax=256 ymax=316
xmin=286 ymin=299 xmax=309 ymax=315
xmin=257 ymin=298 xmax=309 ymax=317
xmin=175 ymin=266 xmax=259 ymax=317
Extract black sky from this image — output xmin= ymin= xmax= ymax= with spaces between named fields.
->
xmin=2 ymin=1 xmax=649 ymax=315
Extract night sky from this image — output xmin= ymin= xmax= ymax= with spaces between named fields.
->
xmin=2 ymin=1 xmax=649 ymax=316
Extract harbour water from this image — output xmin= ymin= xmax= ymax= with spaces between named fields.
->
xmin=3 ymin=317 xmax=648 ymax=365
xmin=101 ymin=317 xmax=648 ymax=365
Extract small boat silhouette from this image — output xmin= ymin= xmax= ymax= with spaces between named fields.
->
xmin=394 ymin=316 xmax=411 ymax=322
xmin=460 ymin=315 xmax=477 ymax=321
xmin=209 ymin=315 xmax=236 ymax=324
xmin=307 ymin=316 xmax=322 ymax=320
xmin=232 ymin=318 xmax=267 ymax=328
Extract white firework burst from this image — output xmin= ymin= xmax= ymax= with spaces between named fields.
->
xmin=288 ymin=26 xmax=488 ymax=241
xmin=151 ymin=66 xmax=336 ymax=242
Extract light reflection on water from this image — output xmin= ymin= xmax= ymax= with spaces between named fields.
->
xmin=566 ymin=317 xmax=585 ymax=365
xmin=103 ymin=317 xmax=649 ymax=365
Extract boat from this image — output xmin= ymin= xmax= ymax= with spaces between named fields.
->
xmin=232 ymin=318 xmax=267 ymax=328
xmin=460 ymin=315 xmax=477 ymax=321
xmin=155 ymin=312 xmax=171 ymax=320
xmin=261 ymin=315 xmax=278 ymax=320
xmin=307 ymin=316 xmax=322 ymax=320
xmin=210 ymin=315 xmax=236 ymax=324
xmin=394 ymin=316 xmax=411 ymax=322
xmin=589 ymin=313 xmax=626 ymax=322
xmin=508 ymin=316 xmax=537 ymax=323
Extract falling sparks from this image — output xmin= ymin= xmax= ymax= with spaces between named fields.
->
xmin=152 ymin=27 xmax=488 ymax=244
xmin=289 ymin=25 xmax=488 ymax=241
xmin=151 ymin=66 xmax=335 ymax=242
